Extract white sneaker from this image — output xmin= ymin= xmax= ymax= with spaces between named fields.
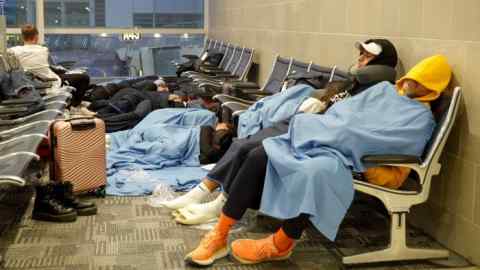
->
xmin=159 ymin=183 xmax=211 ymax=210
xmin=174 ymin=193 xmax=226 ymax=225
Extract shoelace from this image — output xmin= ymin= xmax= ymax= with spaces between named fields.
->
xmin=256 ymin=239 xmax=277 ymax=259
xmin=48 ymin=199 xmax=67 ymax=212
xmin=200 ymin=231 xmax=224 ymax=250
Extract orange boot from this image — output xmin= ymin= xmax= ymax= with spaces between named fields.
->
xmin=185 ymin=213 xmax=236 ymax=266
xmin=231 ymin=228 xmax=295 ymax=264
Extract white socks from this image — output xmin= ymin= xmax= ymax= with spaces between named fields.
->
xmin=180 ymin=193 xmax=226 ymax=216
xmin=160 ymin=182 xmax=211 ymax=210
xmin=174 ymin=193 xmax=227 ymax=225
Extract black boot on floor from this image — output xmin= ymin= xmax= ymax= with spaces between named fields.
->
xmin=54 ymin=181 xmax=98 ymax=216
xmin=33 ymin=184 xmax=77 ymax=222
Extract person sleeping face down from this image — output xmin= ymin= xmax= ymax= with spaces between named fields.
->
xmin=396 ymin=54 xmax=452 ymax=104
xmin=364 ymin=54 xmax=452 ymax=189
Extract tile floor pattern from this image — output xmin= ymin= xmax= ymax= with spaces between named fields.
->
xmin=0 ymin=186 xmax=473 ymax=270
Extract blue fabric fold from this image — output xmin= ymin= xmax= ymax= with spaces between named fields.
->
xmin=106 ymin=108 xmax=217 ymax=196
xmin=237 ymin=84 xmax=314 ymax=138
xmin=261 ymin=82 xmax=436 ymax=240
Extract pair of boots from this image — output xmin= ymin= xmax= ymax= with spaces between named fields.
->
xmin=32 ymin=181 xmax=97 ymax=222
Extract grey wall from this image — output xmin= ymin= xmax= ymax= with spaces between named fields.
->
xmin=209 ymin=0 xmax=480 ymax=265
xmin=0 ymin=16 xmax=5 ymax=54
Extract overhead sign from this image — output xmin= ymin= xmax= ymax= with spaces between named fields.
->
xmin=122 ymin=32 xmax=141 ymax=41
xmin=0 ymin=0 xmax=4 ymax=16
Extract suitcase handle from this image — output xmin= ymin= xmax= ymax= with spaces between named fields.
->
xmin=70 ymin=118 xmax=96 ymax=131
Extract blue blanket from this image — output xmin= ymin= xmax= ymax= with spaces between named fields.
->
xmin=237 ymin=84 xmax=314 ymax=138
xmin=261 ymin=82 xmax=435 ymax=240
xmin=134 ymin=108 xmax=217 ymax=130
xmin=106 ymin=108 xmax=217 ymax=196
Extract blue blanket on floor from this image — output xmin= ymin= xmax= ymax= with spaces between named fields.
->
xmin=106 ymin=108 xmax=217 ymax=196
xmin=237 ymin=84 xmax=314 ymax=138
xmin=261 ymin=82 xmax=435 ymax=240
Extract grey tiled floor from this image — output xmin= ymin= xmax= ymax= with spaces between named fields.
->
xmin=0 ymin=186 xmax=473 ymax=270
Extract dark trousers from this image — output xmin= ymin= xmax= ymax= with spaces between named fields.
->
xmin=207 ymin=122 xmax=310 ymax=239
xmin=59 ymin=73 xmax=90 ymax=106
xmin=207 ymin=122 xmax=289 ymax=194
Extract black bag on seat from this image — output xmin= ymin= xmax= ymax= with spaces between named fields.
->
xmin=285 ymin=71 xmax=330 ymax=89
xmin=176 ymin=49 xmax=224 ymax=77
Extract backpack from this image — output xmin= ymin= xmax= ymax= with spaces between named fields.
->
xmin=176 ymin=49 xmax=224 ymax=77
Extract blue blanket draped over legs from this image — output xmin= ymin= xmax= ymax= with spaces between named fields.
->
xmin=237 ymin=84 xmax=314 ymax=138
xmin=107 ymin=108 xmax=217 ymax=196
xmin=261 ymin=82 xmax=436 ymax=240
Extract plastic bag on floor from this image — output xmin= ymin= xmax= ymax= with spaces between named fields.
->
xmin=147 ymin=183 xmax=178 ymax=207
xmin=117 ymin=168 xmax=152 ymax=183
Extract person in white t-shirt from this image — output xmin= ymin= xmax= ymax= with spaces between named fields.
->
xmin=8 ymin=24 xmax=90 ymax=106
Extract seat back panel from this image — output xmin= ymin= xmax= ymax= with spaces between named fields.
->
xmin=421 ymin=87 xmax=462 ymax=176
xmin=263 ymin=56 xmax=292 ymax=94
xmin=219 ymin=45 xmax=234 ymax=70
xmin=233 ymin=48 xmax=254 ymax=80
xmin=225 ymin=47 xmax=242 ymax=73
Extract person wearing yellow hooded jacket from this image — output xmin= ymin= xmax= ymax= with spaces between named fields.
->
xmin=364 ymin=54 xmax=452 ymax=189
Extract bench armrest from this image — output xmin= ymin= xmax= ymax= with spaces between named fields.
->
xmin=236 ymin=89 xmax=270 ymax=95
xmin=199 ymin=67 xmax=223 ymax=73
xmin=1 ymin=98 xmax=39 ymax=106
xmin=228 ymin=81 xmax=260 ymax=90
xmin=362 ymin=155 xmax=422 ymax=165
xmin=182 ymin=54 xmax=199 ymax=60
xmin=200 ymin=63 xmax=220 ymax=69
xmin=194 ymin=78 xmax=222 ymax=84
xmin=198 ymin=81 xmax=223 ymax=89
xmin=0 ymin=107 xmax=29 ymax=115
xmin=204 ymin=70 xmax=231 ymax=76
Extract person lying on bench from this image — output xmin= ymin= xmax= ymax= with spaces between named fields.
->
xmin=86 ymin=76 xmax=167 ymax=102
xmin=88 ymin=79 xmax=184 ymax=133
xmin=183 ymin=54 xmax=452 ymax=267
xmin=161 ymin=39 xmax=399 ymax=224
xmin=8 ymin=24 xmax=90 ymax=107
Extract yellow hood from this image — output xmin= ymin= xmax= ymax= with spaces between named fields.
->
xmin=396 ymin=55 xmax=452 ymax=102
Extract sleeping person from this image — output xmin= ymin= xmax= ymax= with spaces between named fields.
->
xmin=106 ymin=108 xmax=233 ymax=196
xmin=88 ymin=79 xmax=184 ymax=133
xmin=183 ymin=55 xmax=452 ymax=267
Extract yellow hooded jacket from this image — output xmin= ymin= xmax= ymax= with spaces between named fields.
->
xmin=364 ymin=55 xmax=452 ymax=189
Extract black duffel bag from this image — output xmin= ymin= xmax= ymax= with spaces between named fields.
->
xmin=176 ymin=49 xmax=224 ymax=77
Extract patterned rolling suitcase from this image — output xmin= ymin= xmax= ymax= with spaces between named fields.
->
xmin=50 ymin=117 xmax=106 ymax=193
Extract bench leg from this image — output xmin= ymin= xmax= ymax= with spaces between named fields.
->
xmin=343 ymin=212 xmax=449 ymax=265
